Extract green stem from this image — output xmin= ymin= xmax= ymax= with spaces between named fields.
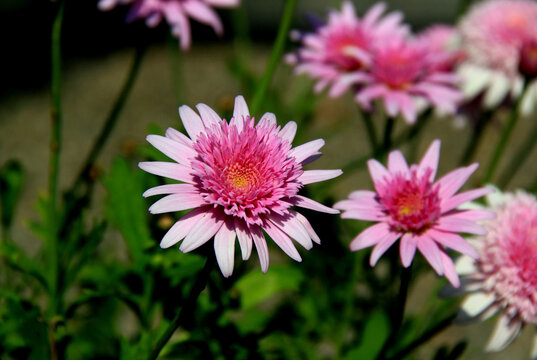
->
xmin=381 ymin=117 xmax=395 ymax=155
xmin=148 ymin=257 xmax=215 ymax=360
xmin=166 ymin=34 xmax=184 ymax=107
xmin=377 ymin=265 xmax=412 ymax=360
xmin=385 ymin=314 xmax=456 ymax=360
xmin=458 ymin=111 xmax=492 ymax=166
xmin=250 ymin=0 xmax=297 ymax=115
xmin=358 ymin=106 xmax=378 ymax=157
xmin=497 ymin=111 xmax=537 ymax=188
xmin=483 ymin=83 xmax=527 ymax=184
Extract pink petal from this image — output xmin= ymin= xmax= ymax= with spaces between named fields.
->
xmin=387 ymin=150 xmax=410 ymax=176
xmin=160 ymin=207 xmax=208 ymax=248
xmin=333 ymin=199 xmax=382 ymax=212
xmin=146 ymin=134 xmax=196 ymax=165
xmin=440 ymin=187 xmax=494 ymax=213
xmin=446 ymin=209 xmax=495 ymax=222
xmin=262 ymin=221 xmax=302 ymax=262
xmin=138 ymin=162 xmax=195 ymax=184
xmin=250 ymin=225 xmax=269 ymax=273
xmin=214 ymin=221 xmax=236 ymax=278
xmin=298 ymin=169 xmax=342 ymax=185
xmin=258 ymin=113 xmax=277 ymax=128
xmin=428 ymin=229 xmax=479 ymax=259
xmin=180 ymin=210 xmax=224 ymax=252
xmin=166 ymin=3 xmax=191 ymax=50
xmin=400 ymin=233 xmax=418 ymax=267
xmin=165 ymin=127 xmax=193 ymax=147
xmin=290 ymin=139 xmax=325 ymax=163
xmin=436 ymin=163 xmax=479 ymax=199
xmin=234 ymin=218 xmax=252 ymax=260
xmin=417 ymin=235 xmax=444 ymax=275
xmin=183 ymin=0 xmax=223 ymax=35
xmin=289 ymin=195 xmax=339 ymax=214
xmin=268 ymin=213 xmax=313 ymax=250
xmin=440 ymin=250 xmax=460 ymax=288
xmin=179 ymin=105 xmax=205 ymax=140
xmin=362 ymin=2 xmax=386 ymax=28
xmin=348 ymin=190 xmax=378 ymax=202
xmin=232 ymin=95 xmax=249 ymax=131
xmin=370 ymin=231 xmax=400 ymax=266
xmin=149 ymin=193 xmax=205 ymax=214
xmin=293 ymin=210 xmax=321 ymax=244
xmin=279 ymin=121 xmax=297 ymax=143
xmin=143 ymin=184 xmax=197 ymax=197
xmin=204 ymin=0 xmax=239 ymax=8
xmin=418 ymin=139 xmax=441 ymax=182
xmin=349 ymin=222 xmax=391 ymax=251
xmin=340 ymin=208 xmax=385 ymax=221
xmin=434 ymin=215 xmax=487 ymax=235
xmin=196 ymin=103 xmax=222 ymax=129
xmin=367 ymin=159 xmax=390 ymax=192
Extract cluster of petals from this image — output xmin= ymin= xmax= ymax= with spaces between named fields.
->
xmin=458 ymin=0 xmax=537 ymax=113
xmin=334 ymin=140 xmax=494 ymax=287
xmin=98 ymin=0 xmax=239 ymax=50
xmin=139 ymin=95 xmax=342 ymax=277
xmin=453 ymin=190 xmax=537 ymax=358
xmin=287 ymin=1 xmax=463 ymax=124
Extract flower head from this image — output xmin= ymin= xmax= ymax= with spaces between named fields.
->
xmin=453 ymin=190 xmax=537 ymax=358
xmin=98 ymin=0 xmax=240 ymax=50
xmin=334 ymin=140 xmax=494 ymax=287
xmin=416 ymin=25 xmax=465 ymax=72
xmin=287 ymin=1 xmax=409 ymax=96
xmin=140 ymin=96 xmax=342 ymax=277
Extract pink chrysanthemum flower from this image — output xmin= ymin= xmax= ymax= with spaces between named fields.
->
xmin=354 ymin=39 xmax=463 ymax=124
xmin=98 ymin=0 xmax=239 ymax=50
xmin=286 ymin=1 xmax=409 ymax=97
xmin=416 ymin=25 xmax=465 ymax=73
xmin=139 ymin=96 xmax=342 ymax=277
xmin=334 ymin=140 xmax=494 ymax=287
xmin=458 ymin=0 xmax=537 ymax=112
xmin=453 ymin=190 xmax=537 ymax=358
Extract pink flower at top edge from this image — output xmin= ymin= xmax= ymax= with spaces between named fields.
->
xmin=452 ymin=190 xmax=537 ymax=358
xmin=286 ymin=1 xmax=409 ymax=97
xmin=139 ymin=95 xmax=342 ymax=277
xmin=98 ymin=0 xmax=240 ymax=50
xmin=334 ymin=139 xmax=494 ymax=287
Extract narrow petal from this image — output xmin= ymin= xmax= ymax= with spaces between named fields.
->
xmin=183 ymin=0 xmax=223 ymax=34
xmin=388 ymin=150 xmax=410 ymax=176
xmin=143 ymin=184 xmax=197 ymax=197
xmin=298 ymin=169 xmax=342 ymax=185
xmin=180 ymin=210 xmax=224 ymax=252
xmin=138 ymin=162 xmax=195 ymax=184
xmin=204 ymin=0 xmax=239 ymax=7
xmin=293 ymin=211 xmax=321 ymax=244
xmin=196 ymin=103 xmax=222 ymax=129
xmin=350 ymin=222 xmax=392 ymax=251
xmin=418 ymin=139 xmax=441 ymax=181
xmin=444 ymin=209 xmax=495 ymax=222
xmin=367 ymin=159 xmax=390 ymax=192
xmin=334 ymin=198 xmax=381 ymax=211
xmin=179 ymin=105 xmax=205 ymax=140
xmin=417 ymin=235 xmax=444 ymax=275
xmin=340 ymin=208 xmax=385 ymax=221
xmin=165 ymin=127 xmax=193 ymax=146
xmin=458 ymin=292 xmax=497 ymax=320
xmin=370 ymin=231 xmax=400 ymax=266
xmin=434 ymin=216 xmax=487 ymax=235
xmin=263 ymin=221 xmax=302 ymax=262
xmin=160 ymin=207 xmax=208 ymax=248
xmin=146 ymin=134 xmax=196 ymax=165
xmin=232 ymin=95 xmax=249 ymax=132
xmin=436 ymin=163 xmax=479 ymax=199
xmin=290 ymin=139 xmax=325 ymax=163
xmin=440 ymin=187 xmax=494 ymax=213
xmin=348 ymin=190 xmax=378 ymax=202
xmin=400 ymin=233 xmax=418 ymax=267
xmin=250 ymin=225 xmax=269 ymax=273
xmin=234 ymin=218 xmax=252 ymax=260
xmin=269 ymin=213 xmax=313 ymax=250
xmin=428 ymin=229 xmax=479 ymax=259
xmin=214 ymin=221 xmax=236 ymax=278
xmin=440 ymin=250 xmax=460 ymax=287
xmin=485 ymin=315 xmax=522 ymax=353
xmin=258 ymin=113 xmax=277 ymax=128
xmin=279 ymin=121 xmax=297 ymax=143
xmin=149 ymin=193 xmax=205 ymax=214
xmin=289 ymin=195 xmax=339 ymax=214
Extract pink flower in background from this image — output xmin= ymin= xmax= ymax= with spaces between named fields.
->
xmin=98 ymin=0 xmax=239 ymax=50
xmin=454 ymin=190 xmax=537 ymax=358
xmin=334 ymin=140 xmax=493 ymax=287
xmin=458 ymin=0 xmax=537 ymax=112
xmin=287 ymin=1 xmax=409 ymax=96
xmin=417 ymin=25 xmax=465 ymax=72
xmin=140 ymin=96 xmax=342 ymax=277
xmin=354 ymin=39 xmax=463 ymax=124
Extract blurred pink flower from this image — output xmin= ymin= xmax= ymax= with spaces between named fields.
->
xmin=417 ymin=24 xmax=465 ymax=72
xmin=354 ymin=39 xmax=463 ymax=124
xmin=140 ymin=96 xmax=342 ymax=277
xmin=454 ymin=190 xmax=537 ymax=357
xmin=286 ymin=1 xmax=409 ymax=96
xmin=98 ymin=0 xmax=239 ymax=50
xmin=458 ymin=0 xmax=537 ymax=112
xmin=334 ymin=140 xmax=493 ymax=287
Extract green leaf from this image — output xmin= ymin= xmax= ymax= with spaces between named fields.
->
xmin=234 ymin=265 xmax=304 ymax=309
xmin=0 ymin=242 xmax=47 ymax=290
xmin=344 ymin=311 xmax=389 ymax=360
xmin=103 ymin=157 xmax=152 ymax=268
xmin=0 ymin=160 xmax=24 ymax=234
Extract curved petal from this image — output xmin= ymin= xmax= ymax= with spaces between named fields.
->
xmin=417 ymin=139 xmax=441 ymax=182
xmin=180 ymin=209 xmax=224 ymax=252
xmin=234 ymin=218 xmax=253 ymax=260
xmin=214 ymin=221 xmax=236 ymax=277
xmin=160 ymin=207 xmax=208 ymax=248
xmin=349 ymin=222 xmax=393 ymax=251
xmin=289 ymin=195 xmax=339 ymax=214
xmin=436 ymin=163 xmax=479 ymax=199
xmin=485 ymin=315 xmax=522 ymax=353
xmin=138 ymin=162 xmax=195 ymax=184
xmin=183 ymin=0 xmax=223 ymax=35
xmin=279 ymin=121 xmax=297 ymax=143
xmin=143 ymin=184 xmax=197 ymax=197
xmin=146 ymin=134 xmax=197 ymax=165
xmin=232 ymin=95 xmax=249 ymax=132
xmin=298 ymin=169 xmax=342 ymax=185
xmin=440 ymin=250 xmax=460 ymax=287
xmin=149 ymin=193 xmax=205 ymax=214
xmin=250 ymin=225 xmax=269 ymax=273
xmin=262 ymin=220 xmax=302 ymax=262
xmin=428 ymin=229 xmax=479 ymax=259
xmin=179 ymin=105 xmax=205 ymax=140
xmin=388 ymin=150 xmax=410 ymax=177
xmin=290 ymin=139 xmax=325 ymax=163
xmin=417 ymin=235 xmax=444 ymax=275
xmin=370 ymin=231 xmax=400 ymax=266
xmin=400 ymin=233 xmax=418 ymax=267
xmin=196 ymin=103 xmax=222 ymax=129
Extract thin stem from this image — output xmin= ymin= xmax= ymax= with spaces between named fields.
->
xmin=166 ymin=34 xmax=184 ymax=107
xmin=497 ymin=112 xmax=537 ymax=188
xmin=381 ymin=117 xmax=395 ymax=155
xmin=148 ymin=257 xmax=215 ymax=360
xmin=357 ymin=106 xmax=378 ymax=156
xmin=377 ymin=265 xmax=412 ymax=360
xmin=250 ymin=0 xmax=297 ymax=115
xmin=385 ymin=314 xmax=456 ymax=360
xmin=483 ymin=83 xmax=527 ymax=184
xmin=458 ymin=111 xmax=491 ymax=166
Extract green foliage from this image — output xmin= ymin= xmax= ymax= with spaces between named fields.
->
xmin=0 ymin=160 xmax=24 ymax=234
xmin=344 ymin=311 xmax=390 ymax=360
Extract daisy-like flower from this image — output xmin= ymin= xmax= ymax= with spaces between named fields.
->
xmin=98 ymin=0 xmax=239 ymax=50
xmin=334 ymin=140 xmax=494 ymax=287
xmin=139 ymin=96 xmax=342 ymax=277
xmin=453 ymin=190 xmax=537 ymax=358
xmin=354 ymin=39 xmax=463 ymax=124
xmin=286 ymin=1 xmax=409 ymax=97
xmin=458 ymin=0 xmax=537 ymax=113
xmin=416 ymin=25 xmax=465 ymax=73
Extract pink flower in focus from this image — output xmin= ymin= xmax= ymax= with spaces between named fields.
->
xmin=139 ymin=96 xmax=342 ymax=277
xmin=354 ymin=39 xmax=463 ymax=124
xmin=98 ymin=0 xmax=239 ymax=50
xmin=454 ymin=190 xmax=537 ymax=357
xmin=334 ymin=140 xmax=494 ymax=287
xmin=287 ymin=1 xmax=409 ymax=96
